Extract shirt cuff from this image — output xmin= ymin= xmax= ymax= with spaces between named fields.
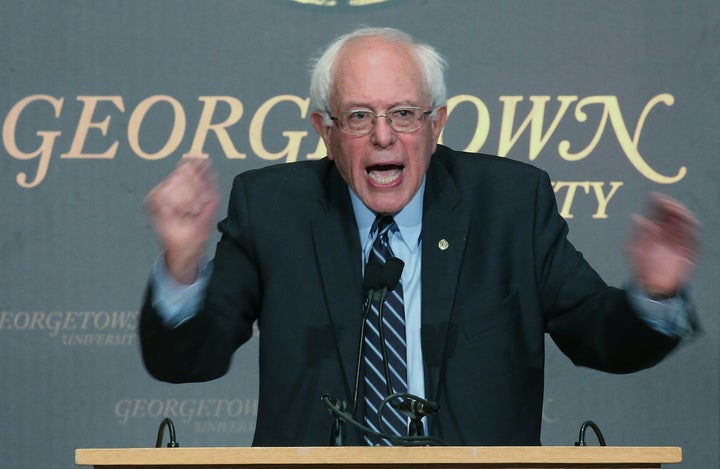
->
xmin=626 ymin=283 xmax=697 ymax=340
xmin=151 ymin=254 xmax=212 ymax=327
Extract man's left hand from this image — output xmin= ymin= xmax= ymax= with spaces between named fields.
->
xmin=628 ymin=193 xmax=700 ymax=299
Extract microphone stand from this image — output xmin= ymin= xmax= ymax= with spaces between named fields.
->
xmin=326 ymin=261 xmax=384 ymax=446
xmin=575 ymin=420 xmax=607 ymax=446
xmin=155 ymin=417 xmax=179 ymax=448
xmin=392 ymin=394 xmax=440 ymax=438
xmin=323 ymin=394 xmax=447 ymax=446
xmin=408 ymin=418 xmax=424 ymax=437
xmin=327 ymin=398 xmax=347 ymax=446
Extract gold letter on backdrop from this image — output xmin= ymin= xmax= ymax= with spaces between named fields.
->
xmin=250 ymin=95 xmax=309 ymax=163
xmin=589 ymin=181 xmax=623 ymax=218
xmin=439 ymin=94 xmax=490 ymax=152
xmin=552 ymin=181 xmax=590 ymax=218
xmin=60 ymin=96 xmax=124 ymax=160
xmin=622 ymin=94 xmax=685 ymax=183
xmin=128 ymin=95 xmax=187 ymax=160
xmin=187 ymin=96 xmax=246 ymax=159
xmin=3 ymin=95 xmax=64 ymax=188
xmin=551 ymin=180 xmax=624 ymax=219
xmin=498 ymin=96 xmax=577 ymax=159
xmin=558 ymin=95 xmax=685 ymax=183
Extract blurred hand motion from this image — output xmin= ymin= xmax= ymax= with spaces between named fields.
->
xmin=144 ymin=157 xmax=221 ymax=284
xmin=628 ymin=193 xmax=700 ymax=298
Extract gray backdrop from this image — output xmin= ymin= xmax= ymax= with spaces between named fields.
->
xmin=1 ymin=1 xmax=718 ymax=468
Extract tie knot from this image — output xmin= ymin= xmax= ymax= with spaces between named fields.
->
xmin=374 ymin=216 xmax=396 ymax=237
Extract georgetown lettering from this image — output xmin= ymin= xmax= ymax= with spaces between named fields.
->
xmin=115 ymin=398 xmax=259 ymax=424
xmin=0 ymin=311 xmax=138 ymax=337
xmin=2 ymin=93 xmax=684 ymax=188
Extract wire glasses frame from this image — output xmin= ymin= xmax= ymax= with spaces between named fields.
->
xmin=326 ymin=106 xmax=433 ymax=136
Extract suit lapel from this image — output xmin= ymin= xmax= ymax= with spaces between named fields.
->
xmin=311 ymin=164 xmax=363 ymax=400
xmin=421 ymin=152 xmax=469 ymax=400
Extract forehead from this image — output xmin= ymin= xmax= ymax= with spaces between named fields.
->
xmin=330 ymin=37 xmax=428 ymax=109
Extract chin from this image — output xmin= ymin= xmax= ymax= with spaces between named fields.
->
xmin=367 ymin=199 xmax=407 ymax=216
xmin=359 ymin=185 xmax=413 ymax=215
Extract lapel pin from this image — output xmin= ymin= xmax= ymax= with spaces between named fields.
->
xmin=438 ymin=239 xmax=449 ymax=251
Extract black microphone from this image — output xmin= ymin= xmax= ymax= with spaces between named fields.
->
xmin=321 ymin=258 xmax=448 ymax=446
xmin=380 ymin=257 xmax=404 ymax=293
xmin=394 ymin=397 xmax=440 ymax=419
xmin=363 ymin=261 xmax=384 ymax=299
xmin=326 ymin=257 xmax=408 ymax=445
xmin=155 ymin=417 xmax=179 ymax=448
xmin=351 ymin=261 xmax=384 ymax=414
xmin=575 ymin=420 xmax=607 ymax=446
xmin=391 ymin=395 xmax=439 ymax=437
xmin=325 ymin=261 xmax=384 ymax=447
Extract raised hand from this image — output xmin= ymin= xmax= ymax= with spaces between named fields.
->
xmin=145 ymin=158 xmax=221 ymax=284
xmin=628 ymin=193 xmax=700 ymax=298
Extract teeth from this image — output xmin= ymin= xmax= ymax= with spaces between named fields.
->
xmin=368 ymin=167 xmax=402 ymax=184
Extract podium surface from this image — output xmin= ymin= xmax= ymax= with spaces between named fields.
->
xmin=76 ymin=446 xmax=682 ymax=468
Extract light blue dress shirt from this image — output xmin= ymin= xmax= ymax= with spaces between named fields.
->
xmin=349 ymin=180 xmax=426 ymax=402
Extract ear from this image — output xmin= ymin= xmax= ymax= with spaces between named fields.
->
xmin=430 ymin=105 xmax=449 ymax=143
xmin=311 ymin=111 xmax=334 ymax=159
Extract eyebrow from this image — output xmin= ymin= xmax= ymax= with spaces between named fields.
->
xmin=340 ymin=101 xmax=421 ymax=111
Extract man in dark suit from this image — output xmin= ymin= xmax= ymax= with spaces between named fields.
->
xmin=140 ymin=27 xmax=698 ymax=446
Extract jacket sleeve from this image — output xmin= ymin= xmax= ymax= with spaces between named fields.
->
xmin=139 ymin=174 xmax=259 ymax=383
xmin=531 ymin=171 xmax=681 ymax=373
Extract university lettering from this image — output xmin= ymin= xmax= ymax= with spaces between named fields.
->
xmin=552 ymin=181 xmax=624 ymax=219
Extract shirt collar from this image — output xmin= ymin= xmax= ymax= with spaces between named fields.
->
xmin=349 ymin=178 xmax=425 ymax=253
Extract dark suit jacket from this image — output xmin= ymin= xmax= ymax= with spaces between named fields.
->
xmin=140 ymin=145 xmax=680 ymax=446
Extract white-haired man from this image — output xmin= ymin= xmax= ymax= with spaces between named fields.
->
xmin=140 ymin=27 xmax=698 ymax=446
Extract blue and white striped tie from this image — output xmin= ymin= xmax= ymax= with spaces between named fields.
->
xmin=363 ymin=216 xmax=407 ymax=445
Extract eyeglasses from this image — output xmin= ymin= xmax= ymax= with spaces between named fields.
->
xmin=327 ymin=106 xmax=433 ymax=136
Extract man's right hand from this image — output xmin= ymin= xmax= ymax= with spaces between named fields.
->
xmin=145 ymin=158 xmax=221 ymax=284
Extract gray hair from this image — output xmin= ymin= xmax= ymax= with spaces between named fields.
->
xmin=309 ymin=27 xmax=448 ymax=125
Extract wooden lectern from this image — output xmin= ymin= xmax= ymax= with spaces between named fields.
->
xmin=76 ymin=446 xmax=682 ymax=468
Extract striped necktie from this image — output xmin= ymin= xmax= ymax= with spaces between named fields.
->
xmin=363 ymin=216 xmax=408 ymax=445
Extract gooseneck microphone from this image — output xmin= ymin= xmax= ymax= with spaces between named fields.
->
xmin=351 ymin=257 xmax=404 ymax=412
xmin=155 ymin=417 xmax=179 ymax=448
xmin=327 ymin=261 xmax=384 ymax=446
xmin=380 ymin=258 xmax=404 ymax=292
xmin=575 ymin=420 xmax=607 ymax=446
xmin=322 ymin=257 xmax=445 ymax=446
xmin=351 ymin=261 xmax=384 ymax=413
xmin=394 ymin=397 xmax=440 ymax=419
xmin=392 ymin=395 xmax=440 ymax=437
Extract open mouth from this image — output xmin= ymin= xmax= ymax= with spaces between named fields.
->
xmin=367 ymin=164 xmax=403 ymax=185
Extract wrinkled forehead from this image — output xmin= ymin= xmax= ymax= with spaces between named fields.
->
xmin=329 ymin=37 xmax=430 ymax=108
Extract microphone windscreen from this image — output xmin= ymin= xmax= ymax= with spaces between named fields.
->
xmin=382 ymin=257 xmax=404 ymax=290
xmin=363 ymin=261 xmax=384 ymax=292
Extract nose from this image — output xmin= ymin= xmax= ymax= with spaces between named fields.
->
xmin=369 ymin=114 xmax=396 ymax=148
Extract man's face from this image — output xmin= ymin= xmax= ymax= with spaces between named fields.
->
xmin=312 ymin=37 xmax=448 ymax=215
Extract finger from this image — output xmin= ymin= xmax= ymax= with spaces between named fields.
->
xmin=184 ymin=161 xmax=220 ymax=216
xmin=633 ymin=215 xmax=697 ymax=260
xmin=630 ymin=213 xmax=662 ymax=242
xmin=145 ymin=171 xmax=204 ymax=221
xmin=649 ymin=193 xmax=699 ymax=228
xmin=178 ymin=153 xmax=209 ymax=166
xmin=647 ymin=193 xmax=699 ymax=245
